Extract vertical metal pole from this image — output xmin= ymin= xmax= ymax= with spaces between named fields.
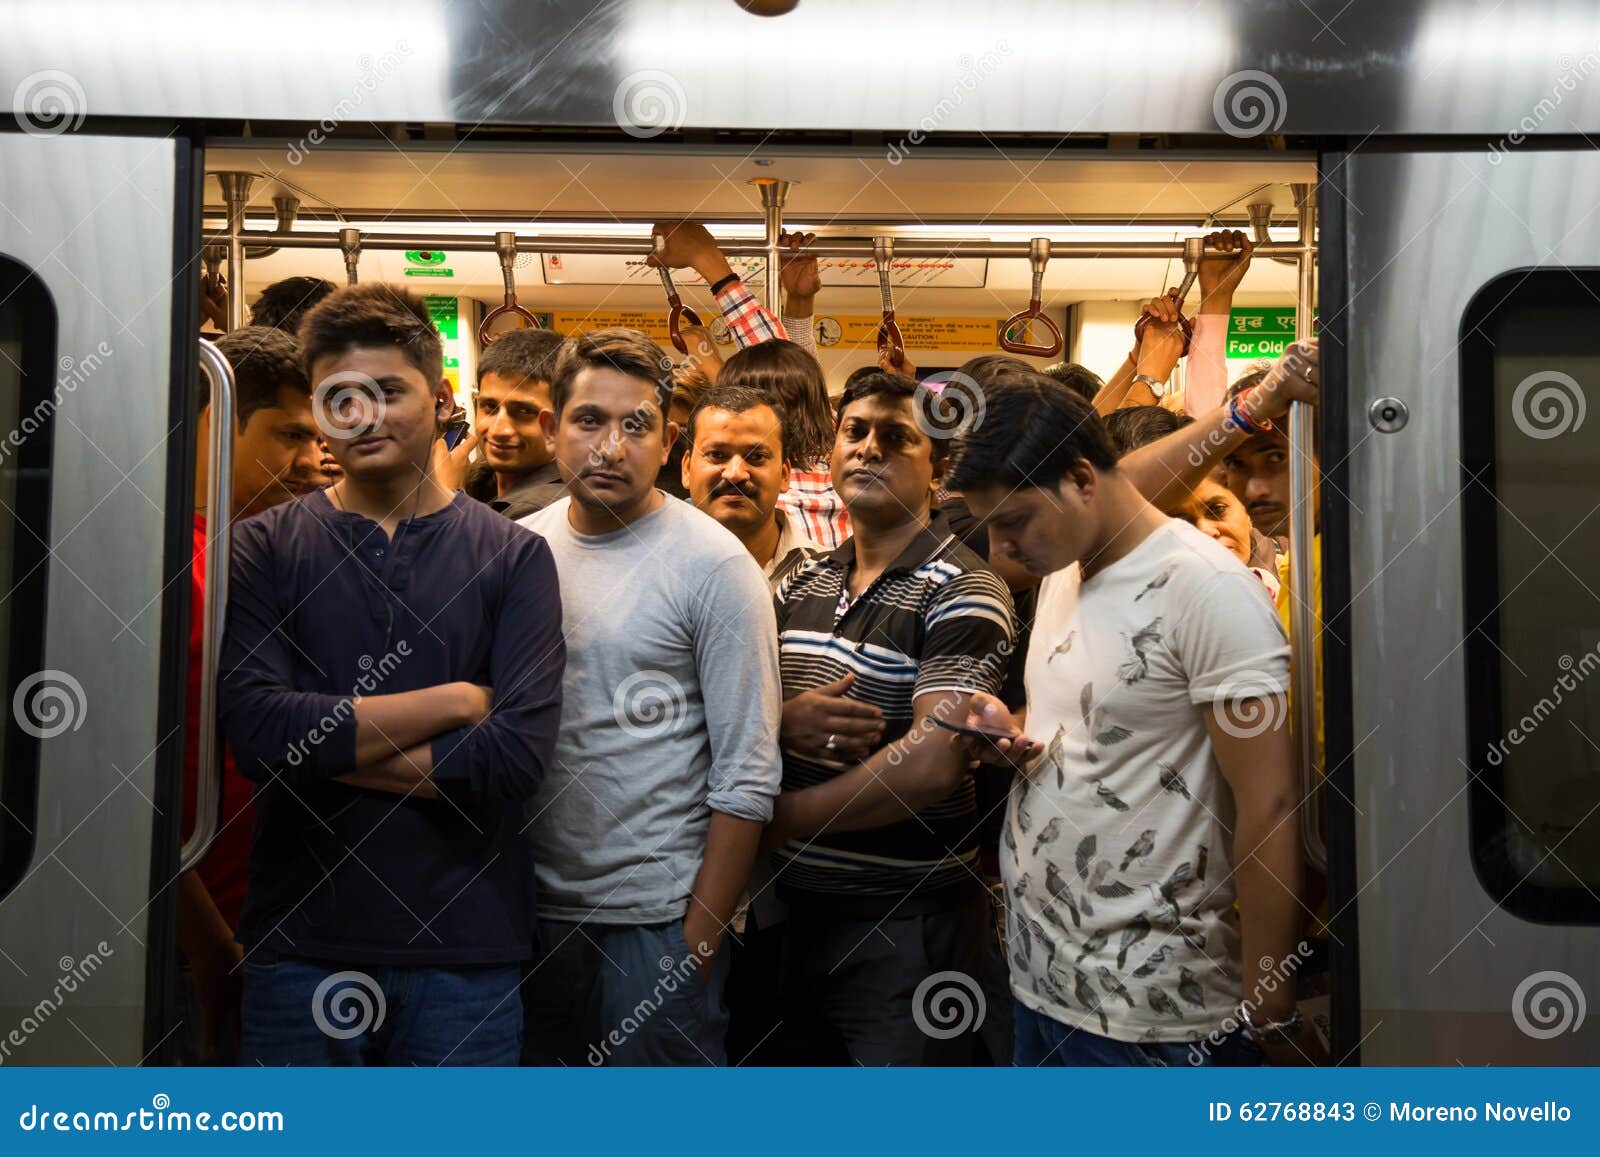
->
xmin=755 ymin=178 xmax=790 ymax=309
xmin=181 ymin=339 xmax=235 ymax=872
xmin=1289 ymin=181 xmax=1327 ymax=870
xmin=215 ymin=172 xmax=255 ymax=331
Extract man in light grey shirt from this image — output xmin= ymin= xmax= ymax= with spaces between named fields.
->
xmin=519 ymin=328 xmax=782 ymax=1067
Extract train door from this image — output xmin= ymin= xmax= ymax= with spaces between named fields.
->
xmin=1329 ymin=142 xmax=1600 ymax=1063
xmin=0 ymin=127 xmax=197 ymax=1063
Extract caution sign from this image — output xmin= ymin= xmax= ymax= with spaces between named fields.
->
xmin=549 ymin=311 xmax=1014 ymax=353
xmin=551 ymin=311 xmax=678 ymax=345
xmin=814 ymin=315 xmax=1009 ymax=352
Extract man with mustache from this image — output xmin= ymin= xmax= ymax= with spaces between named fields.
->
xmin=519 ymin=329 xmax=783 ymax=1066
xmin=179 ymin=325 xmax=326 ymax=1063
xmin=678 ymin=382 xmax=830 ymax=1063
xmin=1222 ymin=368 xmax=1319 ymax=547
xmin=681 ymin=383 xmax=820 ymax=589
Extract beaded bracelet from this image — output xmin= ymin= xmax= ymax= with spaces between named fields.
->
xmin=1228 ymin=385 xmax=1275 ymax=435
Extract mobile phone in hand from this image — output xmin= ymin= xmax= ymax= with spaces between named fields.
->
xmin=924 ymin=715 xmax=1018 ymax=742
xmin=442 ymin=411 xmax=471 ymax=449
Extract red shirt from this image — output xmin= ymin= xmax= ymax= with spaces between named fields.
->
xmin=181 ymin=514 xmax=253 ymax=929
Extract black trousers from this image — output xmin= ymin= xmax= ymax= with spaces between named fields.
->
xmin=771 ymin=886 xmax=1008 ymax=1066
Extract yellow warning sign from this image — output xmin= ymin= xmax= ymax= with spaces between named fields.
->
xmin=551 ymin=311 xmax=1012 ymax=353
xmin=551 ymin=311 xmax=677 ymax=344
xmin=813 ymin=315 xmax=1005 ymax=352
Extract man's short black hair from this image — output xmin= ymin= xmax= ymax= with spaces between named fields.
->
xmin=298 ymin=283 xmax=443 ymax=384
xmin=250 ymin=276 xmax=336 ymax=334
xmin=207 ymin=326 xmax=311 ymax=429
xmin=1101 ymin=404 xmax=1192 ymax=456
xmin=834 ymin=368 xmax=956 ymax=463
xmin=549 ymin=328 xmax=671 ymax=418
xmin=477 ymin=327 xmax=565 ymax=388
xmin=946 ymin=364 xmax=1117 ymax=492
xmin=1042 ymin=361 xmax=1104 ymax=403
xmin=685 ymin=383 xmax=789 ymax=456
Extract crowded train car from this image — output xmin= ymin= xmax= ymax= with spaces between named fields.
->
xmin=0 ymin=0 xmax=1597 ymax=1069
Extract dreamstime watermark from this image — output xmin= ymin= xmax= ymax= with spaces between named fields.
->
xmin=1183 ymin=344 xmax=1313 ymax=468
xmin=912 ymin=970 xmax=987 ymax=1039
xmin=17 ymin=1094 xmax=284 ymax=1133
xmin=1511 ymin=970 xmax=1586 ymax=1039
xmin=0 ymin=942 xmax=115 ymax=1065
xmin=311 ymin=970 xmax=387 ymax=1040
xmin=1210 ymin=670 xmax=1289 ymax=740
xmin=884 ymin=635 xmax=1018 ymax=769
xmin=12 ymin=670 xmax=88 ymax=740
xmin=1212 ymin=70 xmax=1288 ymax=139
xmin=313 ymin=370 xmax=389 ymax=442
xmin=285 ymin=643 xmax=411 ymax=768
xmin=12 ymin=70 xmax=86 ymax=137
xmin=613 ymin=670 xmax=688 ymax=740
xmin=582 ymin=387 xmax=675 ymax=474
xmin=1509 ymin=369 xmax=1587 ymax=440
xmin=1186 ymin=939 xmax=1310 ymax=1064
xmin=286 ymin=42 xmax=412 ymax=164
xmin=613 ymin=70 xmax=688 ymax=139
xmin=586 ymin=939 xmax=710 ymax=1065
xmin=915 ymin=371 xmax=986 ymax=441
xmin=1485 ymin=642 xmax=1600 ymax=768
xmin=1489 ymin=48 xmax=1600 ymax=164
xmin=886 ymin=42 xmax=1012 ymax=164
xmin=0 ymin=342 xmax=114 ymax=466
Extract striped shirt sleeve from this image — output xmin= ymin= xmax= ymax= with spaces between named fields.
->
xmin=914 ymin=567 xmax=1017 ymax=700
xmin=715 ymin=279 xmax=788 ymax=347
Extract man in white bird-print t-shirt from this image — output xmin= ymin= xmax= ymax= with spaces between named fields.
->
xmin=947 ymin=344 xmax=1328 ymax=1066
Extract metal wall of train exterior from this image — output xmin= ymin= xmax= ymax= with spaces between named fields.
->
xmin=3 ymin=0 xmax=1598 ymax=1065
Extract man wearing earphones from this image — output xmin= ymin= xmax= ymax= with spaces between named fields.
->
xmin=219 ymin=283 xmax=566 ymax=1067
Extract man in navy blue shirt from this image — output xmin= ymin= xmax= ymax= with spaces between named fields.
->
xmin=220 ymin=284 xmax=565 ymax=1066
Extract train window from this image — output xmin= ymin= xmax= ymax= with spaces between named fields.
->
xmin=1461 ymin=269 xmax=1600 ymax=924
xmin=0 ymin=257 xmax=54 ymax=902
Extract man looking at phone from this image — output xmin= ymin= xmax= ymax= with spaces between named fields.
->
xmin=948 ymin=346 xmax=1326 ymax=1067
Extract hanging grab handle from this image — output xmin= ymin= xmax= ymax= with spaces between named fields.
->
xmin=998 ymin=237 xmax=1063 ymax=358
xmin=339 ymin=228 xmax=361 ymax=286
xmin=1132 ymin=236 xmax=1205 ymax=358
xmin=874 ymin=237 xmax=905 ymax=368
xmin=477 ymin=232 xmax=541 ymax=347
xmin=653 ymin=235 xmax=704 ymax=355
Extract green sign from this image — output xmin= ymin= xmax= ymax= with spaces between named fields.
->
xmin=405 ymin=249 xmax=448 ymax=266
xmin=424 ymin=296 xmax=460 ymax=369
xmin=1226 ymin=307 xmax=1316 ymax=359
xmin=404 ymin=267 xmax=455 ymax=278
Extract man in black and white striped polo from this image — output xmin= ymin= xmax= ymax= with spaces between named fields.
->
xmin=762 ymin=369 xmax=1017 ymax=1065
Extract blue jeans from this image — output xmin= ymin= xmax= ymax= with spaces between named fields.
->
xmin=521 ymin=919 xmax=729 ymax=1066
xmin=1013 ymin=998 xmax=1263 ymax=1067
xmin=241 ymin=958 xmax=522 ymax=1066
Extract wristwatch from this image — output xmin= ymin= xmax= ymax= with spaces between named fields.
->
xmin=1239 ymin=1002 xmax=1304 ymax=1045
xmin=1133 ymin=372 xmax=1168 ymax=399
